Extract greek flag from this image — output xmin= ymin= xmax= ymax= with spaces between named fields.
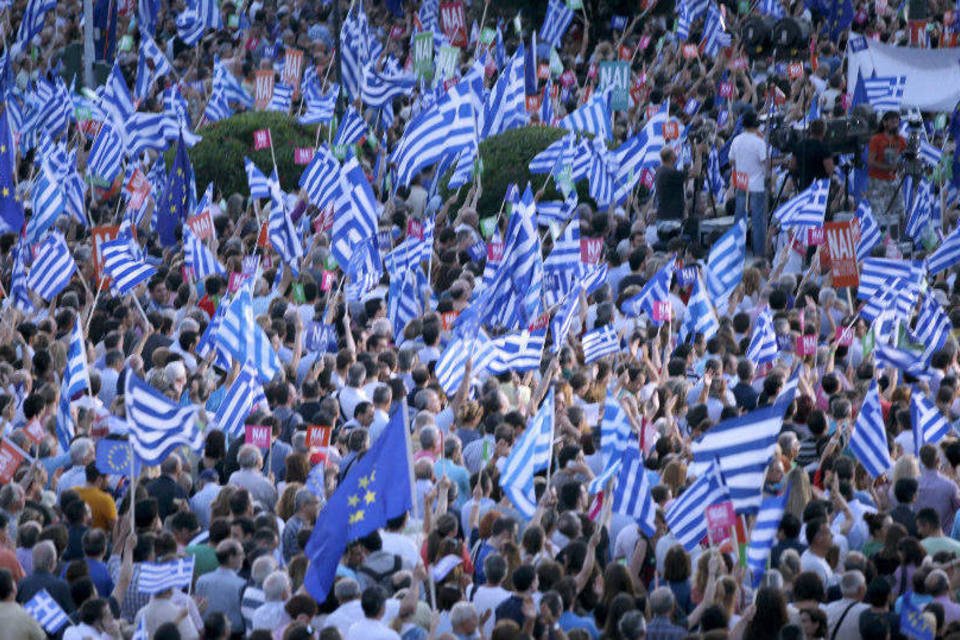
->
xmin=611 ymin=445 xmax=657 ymax=537
xmin=298 ymin=145 xmax=340 ymax=209
xmin=529 ymin=132 xmax=576 ymax=174
xmin=213 ymin=368 xmax=261 ymax=438
xmin=911 ymin=392 xmax=952 ymax=455
xmin=203 ymin=88 xmax=233 ymax=123
xmin=361 ymin=65 xmax=416 ymax=108
xmin=268 ymin=174 xmax=304 ymax=277
xmin=87 ymin=120 xmax=124 ymax=185
xmin=849 ymin=381 xmax=892 ymax=477
xmin=559 ymin=90 xmax=612 ymax=140
xmin=213 ymin=57 xmax=253 ymax=108
xmin=100 ymin=237 xmax=156 ymax=295
xmin=331 ymin=156 xmax=380 ymax=269
xmin=582 ymin=325 xmax=619 ymax=363
xmin=613 ymin=102 xmax=669 ymax=202
xmin=773 ymin=179 xmax=829 ymax=229
xmin=874 ymin=342 xmax=928 ymax=379
xmin=705 ymin=147 xmax=725 ymax=200
xmin=746 ymin=490 xmax=789 ymax=587
xmin=26 ymin=162 xmax=65 ymax=243
xmin=481 ymin=44 xmax=527 ymax=139
xmin=598 ymin=390 xmax=634 ymax=469
xmin=905 ymin=179 xmax=934 ymax=247
xmin=927 ymin=224 xmax=960 ymax=275
xmin=920 ymin=140 xmax=942 ymax=168
xmin=691 ymin=403 xmax=785 ymax=513
xmin=340 ymin=4 xmax=382 ymax=101
xmin=391 ymin=73 xmax=480 ymax=187
xmin=665 ymin=461 xmax=731 ymax=551
xmin=27 ymin=232 xmax=75 ymax=301
xmin=855 ymin=200 xmax=882 ymax=260
xmin=676 ymin=3 xmax=692 ymax=40
xmin=125 ymin=371 xmax=202 ymax=466
xmin=859 ymin=278 xmax=915 ymax=324
xmin=383 ymin=237 xmax=421 ymax=280
xmin=622 ymin=257 xmax=675 ymax=320
xmin=15 ymin=0 xmax=55 ymax=50
xmin=486 ymin=329 xmax=547 ymax=374
xmin=138 ymin=556 xmax=196 ymax=594
xmin=244 ymin=157 xmax=270 ymax=198
xmin=388 ymin=267 xmax=424 ymax=340
xmin=500 ymin=390 xmax=554 ymax=518
xmin=56 ymin=320 xmax=89 ymax=450
xmin=680 ymin=270 xmax=720 ymax=342
xmin=10 ymin=246 xmax=33 ymax=313
xmin=24 ymin=589 xmax=68 ymax=634
xmin=701 ymin=3 xmax=732 ymax=57
xmin=746 ymin=308 xmax=778 ymax=365
xmin=759 ymin=0 xmax=786 ymax=17
xmin=299 ymin=82 xmax=338 ymax=125
xmin=176 ymin=0 xmax=222 ymax=46
xmin=858 ymin=258 xmax=924 ymax=301
xmin=334 ymin=107 xmax=367 ymax=147
xmin=543 ymin=218 xmax=587 ymax=306
xmin=680 ymin=0 xmax=710 ymax=22
xmin=540 ymin=0 xmax=574 ymax=47
xmin=537 ymin=194 xmax=578 ymax=228
xmin=135 ymin=31 xmax=173 ymax=100
xmin=266 ymin=83 xmax=294 ymax=113
xmin=184 ymin=228 xmax=225 ymax=280
xmin=706 ymin=217 xmax=746 ymax=304
xmin=435 ymin=332 xmax=491 ymax=396
xmin=864 ymin=75 xmax=906 ymax=113
xmin=913 ymin=293 xmax=951 ymax=361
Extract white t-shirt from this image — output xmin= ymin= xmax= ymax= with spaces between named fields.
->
xmin=729 ymin=132 xmax=768 ymax=191
xmin=472 ymin=585 xmax=512 ymax=638
xmin=347 ymin=618 xmax=401 ymax=640
xmin=800 ymin=549 xmax=836 ymax=589
xmin=380 ymin=530 xmax=420 ymax=571
xmin=324 ymin=600 xmax=401 ymax=637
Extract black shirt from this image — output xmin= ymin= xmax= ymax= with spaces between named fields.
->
xmin=654 ymin=165 xmax=686 ymax=220
xmin=794 ymin=138 xmax=831 ymax=190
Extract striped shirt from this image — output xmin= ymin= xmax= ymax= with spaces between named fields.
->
xmin=241 ymin=585 xmax=265 ymax=634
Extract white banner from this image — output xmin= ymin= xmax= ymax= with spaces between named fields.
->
xmin=847 ymin=34 xmax=960 ymax=112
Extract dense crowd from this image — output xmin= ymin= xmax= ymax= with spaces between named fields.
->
xmin=2 ymin=0 xmax=960 ymax=639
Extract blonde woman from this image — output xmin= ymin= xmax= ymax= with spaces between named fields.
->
xmin=784 ymin=467 xmax=812 ymax=521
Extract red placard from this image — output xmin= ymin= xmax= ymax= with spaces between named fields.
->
xmin=787 ymin=62 xmax=804 ymax=79
xmin=560 ymin=70 xmax=577 ymax=88
xmin=294 ymin=147 xmax=314 ymax=165
xmin=525 ymin=94 xmax=542 ymax=112
xmin=0 ymin=440 xmax=24 ymax=484
xmin=439 ymin=1 xmax=468 ymax=47
xmin=321 ymin=270 xmax=336 ymax=291
xmin=253 ymin=129 xmax=272 ymax=150
xmin=663 ymin=121 xmax=680 ymax=140
xmin=254 ymin=70 xmax=275 ymax=110
xmin=731 ymin=56 xmax=748 ymax=70
xmin=706 ymin=501 xmax=736 ymax=530
xmin=824 ymin=221 xmax=860 ymax=288
xmin=639 ymin=34 xmax=652 ymax=50
xmin=390 ymin=24 xmax=405 ymax=39
xmin=306 ymin=425 xmax=332 ymax=449
xmin=733 ymin=171 xmax=749 ymax=191
xmin=796 ymin=334 xmax=817 ymax=356
xmin=537 ymin=63 xmax=550 ymax=80
xmin=441 ymin=311 xmax=461 ymax=331
xmin=227 ymin=272 xmax=249 ymax=293
xmin=314 ymin=207 xmax=334 ymax=233
xmin=653 ymin=301 xmax=671 ymax=322
xmin=281 ymin=47 xmax=304 ymax=93
xmin=487 ymin=241 xmax=504 ymax=262
xmin=407 ymin=219 xmax=424 ymax=240
xmin=835 ymin=325 xmax=854 ymax=347
xmin=682 ymin=44 xmax=699 ymax=59
xmin=22 ymin=418 xmax=44 ymax=445
xmin=807 ymin=226 xmax=824 ymax=246
xmin=245 ymin=424 xmax=271 ymax=448
xmin=125 ymin=168 xmax=151 ymax=210
xmin=92 ymin=225 xmax=120 ymax=287
xmin=718 ymin=81 xmax=733 ymax=98
xmin=257 ymin=221 xmax=270 ymax=248
xmin=186 ymin=209 xmax=214 ymax=241
xmin=618 ymin=44 xmax=633 ymax=61
xmin=579 ymin=237 xmax=604 ymax=264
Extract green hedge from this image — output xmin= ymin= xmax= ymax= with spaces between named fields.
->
xmin=439 ymin=126 xmax=591 ymax=216
xmin=182 ymin=112 xmax=323 ymax=198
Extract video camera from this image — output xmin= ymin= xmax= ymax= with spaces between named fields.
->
xmin=767 ymin=109 xmax=876 ymax=156
xmin=901 ymin=113 xmax=926 ymax=178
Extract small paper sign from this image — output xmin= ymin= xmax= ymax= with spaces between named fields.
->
xmin=245 ymin=424 xmax=271 ymax=448
xmin=441 ymin=311 xmax=460 ymax=331
xmin=306 ymin=425 xmax=332 ymax=449
xmin=733 ymin=171 xmax=749 ymax=191
xmin=22 ymin=418 xmax=45 ymax=445
xmin=796 ymin=334 xmax=817 ymax=356
xmin=186 ymin=209 xmax=214 ymax=241
xmin=835 ymin=325 xmax=854 ymax=347
xmin=560 ymin=69 xmax=577 ymax=87
xmin=439 ymin=0 xmax=468 ymax=48
xmin=254 ymin=70 xmax=274 ymax=110
xmin=787 ymin=62 xmax=804 ymax=79
xmin=807 ymin=226 xmax=824 ymax=246
xmin=653 ymin=301 xmax=672 ymax=322
xmin=579 ymin=237 xmax=604 ymax=264
xmin=663 ymin=121 xmax=680 ymax=140
xmin=242 ymin=256 xmax=259 ymax=277
xmin=305 ymin=322 xmax=335 ymax=352
xmin=0 ymin=440 xmax=25 ymax=484
xmin=407 ymin=218 xmax=424 ymax=240
xmin=705 ymin=501 xmax=736 ymax=530
xmin=682 ymin=44 xmax=699 ymax=59
xmin=487 ymin=241 xmax=504 ymax=262
xmin=281 ymin=47 xmax=304 ymax=92
xmin=294 ymin=148 xmax=314 ymax=165
xmin=718 ymin=81 xmax=733 ymax=98
xmin=125 ymin=169 xmax=151 ymax=210
xmin=253 ymin=129 xmax=272 ymax=150
xmin=321 ymin=270 xmax=336 ymax=291
xmin=731 ymin=56 xmax=748 ymax=70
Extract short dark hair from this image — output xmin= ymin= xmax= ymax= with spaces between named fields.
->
xmin=894 ymin=477 xmax=919 ymax=504
xmin=84 ymin=462 xmax=102 ymax=484
xmin=511 ymin=564 xmax=536 ymax=592
xmin=916 ymin=508 xmax=941 ymax=531
xmin=79 ymin=598 xmax=108 ymax=626
xmin=0 ymin=569 xmax=13 ymax=600
xmin=360 ymin=585 xmax=387 ymax=618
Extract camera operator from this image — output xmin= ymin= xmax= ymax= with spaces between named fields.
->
xmin=729 ymin=110 xmax=769 ymax=257
xmin=867 ymin=111 xmax=907 ymax=236
xmin=791 ymin=119 xmax=835 ymax=191
xmin=653 ymin=143 xmax=703 ymax=245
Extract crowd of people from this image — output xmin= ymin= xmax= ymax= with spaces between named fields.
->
xmin=1 ymin=0 xmax=960 ymax=639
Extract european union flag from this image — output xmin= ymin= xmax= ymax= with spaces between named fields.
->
xmin=95 ymin=438 xmax=135 ymax=476
xmin=303 ymin=407 xmax=412 ymax=603
xmin=156 ymin=132 xmax=195 ymax=248
xmin=0 ymin=107 xmax=23 ymax=234
xmin=900 ymin=593 xmax=934 ymax=640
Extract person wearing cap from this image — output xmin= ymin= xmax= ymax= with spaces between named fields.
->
xmin=866 ymin=110 xmax=906 ymax=235
xmin=729 ymin=110 xmax=770 ymax=257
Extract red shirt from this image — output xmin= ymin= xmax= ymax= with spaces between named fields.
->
xmin=868 ymin=133 xmax=906 ymax=181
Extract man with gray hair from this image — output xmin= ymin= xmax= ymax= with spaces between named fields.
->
xmin=824 ymin=570 xmax=869 ymax=640
xmin=241 ymin=555 xmax=277 ymax=634
xmin=368 ymin=384 xmax=393 ymax=443
xmin=0 ymin=484 xmax=24 ymax=541
xmin=618 ymin=610 xmax=646 ymax=640
xmin=416 ymin=424 xmax=440 ymax=463
xmin=251 ymin=570 xmax=291 ymax=631
xmin=449 ymin=602 xmax=480 ymax=640
xmin=282 ymin=488 xmax=319 ymax=562
xmin=926 ymin=569 xmax=960 ymax=625
xmin=229 ymin=444 xmax=277 ymax=510
xmin=16 ymin=541 xmax=73 ymax=613
xmin=339 ymin=363 xmax=370 ymax=419
xmin=646 ymin=587 xmax=684 ymax=638
xmin=57 ymin=438 xmax=95 ymax=497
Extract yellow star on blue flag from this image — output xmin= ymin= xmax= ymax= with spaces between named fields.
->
xmin=95 ymin=438 xmax=135 ymax=476
xmin=303 ymin=409 xmax=412 ymax=604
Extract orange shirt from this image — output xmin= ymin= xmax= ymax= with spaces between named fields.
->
xmin=75 ymin=486 xmax=118 ymax=531
xmin=867 ymin=133 xmax=906 ymax=181
xmin=0 ymin=547 xmax=24 ymax=582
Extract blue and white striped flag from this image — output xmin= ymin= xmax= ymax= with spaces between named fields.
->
xmin=23 ymin=589 xmax=68 ymax=634
xmin=919 ymin=140 xmax=942 ymax=168
xmin=537 ymin=193 xmax=579 ymax=228
xmin=905 ymin=179 xmax=935 ymax=247
xmin=759 ymin=0 xmax=786 ymax=17
xmin=927 ymin=224 xmax=960 ymax=275
xmin=680 ymin=270 xmax=720 ymax=342
xmin=855 ymin=200 xmax=882 ymax=260
xmin=299 ymin=82 xmax=338 ymax=125
xmin=665 ymin=461 xmax=731 ymax=551
xmin=864 ymin=75 xmax=906 ymax=113
xmin=500 ymin=390 xmax=554 ymax=517
xmin=690 ymin=403 xmax=785 ymax=514
xmin=613 ymin=102 xmax=669 ymax=203
xmin=746 ymin=308 xmax=778 ymax=365
xmin=203 ymin=88 xmax=233 ymax=123
xmin=184 ymin=228 xmax=225 ymax=280
xmin=27 ymin=232 xmax=75 ymax=301
xmin=100 ymin=237 xmax=156 ymax=295
xmin=388 ymin=267 xmax=424 ymax=340
xmin=581 ymin=325 xmax=619 ymax=363
xmin=213 ymin=368 xmax=261 ymax=439
xmin=14 ymin=0 xmax=55 ymax=51
xmin=268 ymin=173 xmax=304 ymax=277
xmin=543 ymin=218 xmax=587 ymax=307
xmin=611 ymin=445 xmax=657 ymax=537
xmin=101 ymin=63 xmax=136 ymax=128
xmin=529 ymin=133 xmax=575 ymax=174
xmin=706 ymin=217 xmax=746 ymax=304
xmin=859 ymin=278 xmax=914 ymax=324
xmin=135 ymin=31 xmax=174 ymax=100
xmin=340 ymin=4 xmax=382 ymax=101
xmin=266 ymin=83 xmax=294 ymax=113
xmin=176 ymin=0 xmax=222 ymax=46
xmin=216 ymin=289 xmax=282 ymax=383
xmin=361 ymin=65 xmax=416 ymax=108
xmin=486 ymin=329 xmax=547 ymax=374
xmin=858 ymin=258 xmax=924 ymax=301
xmin=914 ymin=293 xmax=951 ymax=361
xmin=138 ymin=556 xmax=196 ymax=594
xmin=558 ymin=90 xmax=612 ymax=140
xmin=435 ymin=332 xmax=491 ymax=396
xmin=481 ymin=45 xmax=527 ymax=139
xmin=676 ymin=2 xmax=692 ymax=40
xmin=539 ymin=0 xmax=574 ymax=47
xmin=599 ymin=390 xmax=634 ymax=469
xmin=125 ymin=372 xmax=202 ymax=466
xmin=26 ymin=161 xmax=65 ymax=243
xmin=621 ymin=257 xmax=675 ymax=321
xmin=849 ymin=381 xmax=892 ymax=477
xmin=772 ymin=179 xmax=829 ymax=229
xmin=10 ymin=247 xmax=33 ymax=313
xmin=911 ymin=392 xmax=952 ymax=455
xmin=87 ymin=120 xmax=124 ymax=186
xmin=298 ymin=145 xmax=340 ymax=209
xmin=331 ymin=156 xmax=380 ymax=269
xmin=746 ymin=490 xmax=789 ymax=587
xmin=56 ymin=320 xmax=89 ymax=451
xmin=705 ymin=147 xmax=725 ymax=200
xmin=874 ymin=341 xmax=928 ymax=379
xmin=701 ymin=3 xmax=732 ymax=57
xmin=244 ymin=157 xmax=271 ymax=199
xmin=334 ymin=107 xmax=367 ymax=147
